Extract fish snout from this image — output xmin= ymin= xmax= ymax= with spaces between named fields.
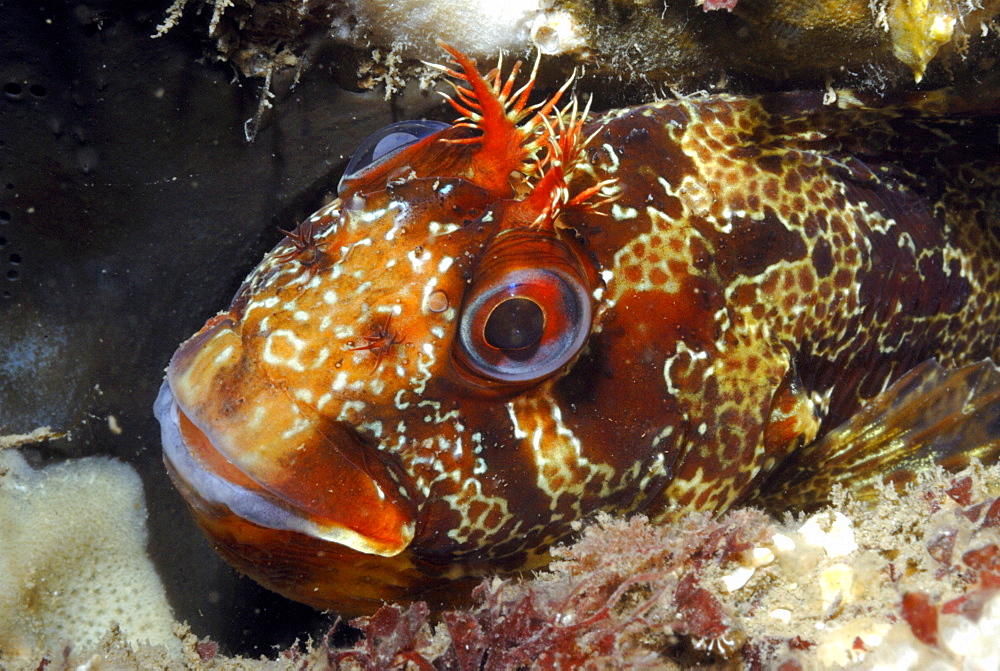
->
xmin=157 ymin=315 xmax=432 ymax=610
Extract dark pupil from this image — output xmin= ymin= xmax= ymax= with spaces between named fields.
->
xmin=484 ymin=298 xmax=544 ymax=351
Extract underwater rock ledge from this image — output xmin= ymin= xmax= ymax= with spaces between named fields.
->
xmin=156 ymin=0 xmax=1000 ymax=97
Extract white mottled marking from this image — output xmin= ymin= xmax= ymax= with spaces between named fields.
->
xmin=213 ymin=344 xmax=234 ymax=367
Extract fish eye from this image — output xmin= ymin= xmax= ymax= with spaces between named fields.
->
xmin=338 ymin=119 xmax=451 ymax=193
xmin=484 ymin=298 xmax=544 ymax=351
xmin=457 ymin=268 xmax=592 ymax=383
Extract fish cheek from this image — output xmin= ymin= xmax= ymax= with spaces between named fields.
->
xmin=551 ymin=275 xmax=731 ymax=516
xmin=406 ymin=396 xmax=556 ymax=562
xmin=557 ymin=291 xmax=702 ymax=472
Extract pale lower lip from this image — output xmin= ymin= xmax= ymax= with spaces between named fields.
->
xmin=153 ymin=380 xmax=349 ymax=541
xmin=154 ymin=380 xmax=413 ymax=556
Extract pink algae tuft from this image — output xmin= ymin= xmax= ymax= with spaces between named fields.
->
xmin=328 ymin=603 xmax=438 ymax=670
xmin=701 ymin=0 xmax=739 ymax=11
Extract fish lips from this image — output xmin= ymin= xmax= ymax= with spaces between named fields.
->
xmin=155 ymin=321 xmax=417 ymax=558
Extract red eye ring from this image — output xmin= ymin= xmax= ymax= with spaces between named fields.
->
xmin=457 ymin=267 xmax=591 ymax=383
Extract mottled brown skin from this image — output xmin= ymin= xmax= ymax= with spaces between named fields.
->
xmin=567 ymin=91 xmax=1000 ymax=516
xmin=157 ymin=51 xmax=1000 ymax=614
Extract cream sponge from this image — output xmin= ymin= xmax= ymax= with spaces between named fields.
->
xmin=0 ymin=448 xmax=178 ymax=660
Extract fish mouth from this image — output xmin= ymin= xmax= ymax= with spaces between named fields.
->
xmin=156 ymin=383 xmax=338 ymax=543
xmin=153 ymin=324 xmax=416 ymax=557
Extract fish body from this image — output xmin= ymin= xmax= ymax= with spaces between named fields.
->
xmin=155 ymin=49 xmax=1000 ymax=614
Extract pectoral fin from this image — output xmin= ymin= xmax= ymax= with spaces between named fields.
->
xmin=751 ymin=359 xmax=1000 ymax=513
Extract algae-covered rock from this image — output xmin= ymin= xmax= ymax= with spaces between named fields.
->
xmin=157 ymin=0 xmax=999 ymax=96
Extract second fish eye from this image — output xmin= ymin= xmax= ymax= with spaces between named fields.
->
xmin=457 ymin=267 xmax=592 ymax=384
xmin=338 ymin=119 xmax=451 ymax=193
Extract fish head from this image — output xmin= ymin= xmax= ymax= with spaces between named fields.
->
xmin=155 ymin=46 xmax=609 ymax=613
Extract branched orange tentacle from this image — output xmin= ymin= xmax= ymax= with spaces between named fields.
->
xmin=429 ymin=42 xmax=616 ymax=221
xmin=497 ymin=62 xmax=521 ymax=102
xmin=431 ymin=41 xmax=577 ymax=196
xmin=510 ymin=92 xmax=621 ymax=230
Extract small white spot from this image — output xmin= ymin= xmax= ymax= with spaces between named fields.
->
xmin=394 ymin=389 xmax=410 ymax=410
xmin=336 ymin=400 xmax=367 ymax=422
xmin=602 ymin=143 xmax=620 ymax=171
xmin=312 ymin=347 xmax=330 ymax=368
xmin=281 ymin=416 xmax=311 ymax=440
xmin=249 ymin=404 xmax=267 ymax=428
xmin=769 ymin=609 xmax=791 ymax=624
xmin=262 ymin=330 xmax=307 ymax=372
xmin=213 ymin=344 xmax=235 ymax=367
xmin=331 ymin=371 xmax=348 ymax=392
xmin=358 ymin=420 xmax=384 ymax=438
xmin=408 ymin=248 xmax=432 ymax=271
xmin=611 ymin=203 xmax=637 ymax=220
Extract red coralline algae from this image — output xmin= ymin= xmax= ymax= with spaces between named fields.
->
xmin=322 ymin=510 xmax=775 ymax=668
xmin=701 ymin=0 xmax=739 ymax=11
xmin=195 ymin=639 xmax=218 ymax=662
xmin=926 ymin=530 xmax=957 ymax=566
xmin=942 ymin=583 xmax=1000 ymax=621
xmin=673 ymin=574 xmax=730 ymax=640
xmin=901 ymin=592 xmax=939 ymax=645
xmin=962 ymin=544 xmax=1000 ymax=571
xmin=947 ymin=476 xmax=973 ymax=506
xmin=982 ymin=498 xmax=1000 ymax=528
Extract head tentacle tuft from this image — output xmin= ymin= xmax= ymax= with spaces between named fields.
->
xmin=427 ymin=43 xmax=618 ymax=231
xmin=429 ymin=41 xmax=573 ymax=196
xmin=509 ymin=94 xmax=619 ymax=231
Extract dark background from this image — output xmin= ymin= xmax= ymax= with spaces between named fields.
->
xmin=0 ymin=0 xmax=443 ymax=653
